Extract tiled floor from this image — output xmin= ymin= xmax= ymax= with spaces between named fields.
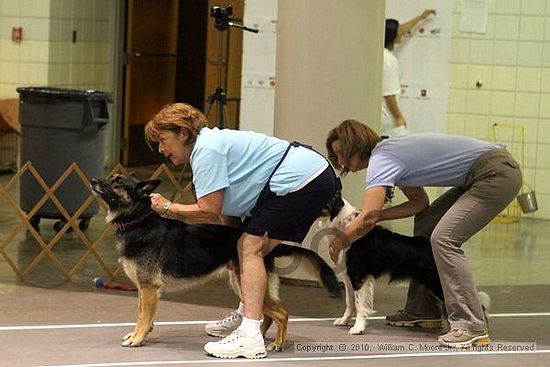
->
xmin=1 ymin=170 xmax=549 ymax=366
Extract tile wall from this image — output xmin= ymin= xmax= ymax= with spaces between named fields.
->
xmin=0 ymin=0 xmax=112 ymax=98
xmin=448 ymin=0 xmax=550 ymax=219
xmin=1 ymin=0 xmax=549 ymax=220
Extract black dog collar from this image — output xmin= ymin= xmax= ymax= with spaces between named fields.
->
xmin=114 ymin=211 xmax=154 ymax=232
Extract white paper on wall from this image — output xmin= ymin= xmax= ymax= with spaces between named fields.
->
xmin=459 ymin=0 xmax=488 ymax=34
xmin=239 ymin=1 xmax=278 ymax=135
xmin=386 ymin=0 xmax=452 ymax=134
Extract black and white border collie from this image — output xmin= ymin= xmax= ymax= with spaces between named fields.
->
xmin=325 ymin=199 xmax=444 ymax=334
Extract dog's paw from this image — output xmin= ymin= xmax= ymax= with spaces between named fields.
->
xmin=266 ymin=341 xmax=283 ymax=352
xmin=122 ymin=331 xmax=145 ymax=347
xmin=333 ymin=316 xmax=351 ymax=326
xmin=348 ymin=323 xmax=366 ymax=335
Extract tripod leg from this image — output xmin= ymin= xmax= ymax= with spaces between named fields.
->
xmin=204 ymin=99 xmax=215 ymax=119
xmin=222 ymin=104 xmax=231 ymax=128
xmin=216 ymin=100 xmax=225 ymax=128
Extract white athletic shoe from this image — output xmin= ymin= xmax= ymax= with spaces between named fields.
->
xmin=205 ymin=311 xmax=242 ymax=337
xmin=204 ymin=329 xmax=267 ymax=359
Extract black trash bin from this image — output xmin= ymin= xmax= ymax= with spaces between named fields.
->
xmin=16 ymin=87 xmax=111 ymax=232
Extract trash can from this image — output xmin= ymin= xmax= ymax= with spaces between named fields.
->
xmin=17 ymin=87 xmax=111 ymax=231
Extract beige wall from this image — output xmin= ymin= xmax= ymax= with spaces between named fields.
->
xmin=0 ymin=0 xmax=113 ymax=98
xmin=0 ymin=0 xmax=118 ymax=167
xmin=48 ymin=0 xmax=112 ymax=90
xmin=274 ymin=0 xmax=385 ymax=207
xmin=448 ymin=0 xmax=550 ymax=219
xmin=5 ymin=0 xmax=549 ymax=220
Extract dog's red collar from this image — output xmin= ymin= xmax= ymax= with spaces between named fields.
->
xmin=114 ymin=211 xmax=154 ymax=231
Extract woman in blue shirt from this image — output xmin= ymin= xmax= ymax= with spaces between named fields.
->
xmin=145 ymin=103 xmax=338 ymax=359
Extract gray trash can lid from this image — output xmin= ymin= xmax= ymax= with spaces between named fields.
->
xmin=17 ymin=87 xmax=112 ymax=102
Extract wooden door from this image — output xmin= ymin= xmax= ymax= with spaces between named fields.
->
xmin=123 ymin=0 xmax=179 ymax=166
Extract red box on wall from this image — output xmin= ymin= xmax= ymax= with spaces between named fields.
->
xmin=12 ymin=27 xmax=22 ymax=43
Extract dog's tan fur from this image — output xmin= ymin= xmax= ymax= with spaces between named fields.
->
xmin=119 ymin=265 xmax=291 ymax=350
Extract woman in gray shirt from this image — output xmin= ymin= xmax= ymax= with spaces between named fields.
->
xmin=326 ymin=119 xmax=522 ymax=348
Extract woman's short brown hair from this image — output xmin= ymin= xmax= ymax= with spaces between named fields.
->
xmin=326 ymin=119 xmax=381 ymax=175
xmin=145 ymin=103 xmax=208 ymax=149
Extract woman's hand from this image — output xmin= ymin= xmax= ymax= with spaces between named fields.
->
xmin=149 ymin=193 xmax=171 ymax=215
xmin=421 ymin=9 xmax=436 ymax=19
xmin=329 ymin=237 xmax=347 ymax=264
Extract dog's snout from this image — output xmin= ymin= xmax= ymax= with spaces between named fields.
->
xmin=90 ymin=178 xmax=100 ymax=185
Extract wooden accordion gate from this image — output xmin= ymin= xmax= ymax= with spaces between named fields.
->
xmin=0 ymin=162 xmax=191 ymax=282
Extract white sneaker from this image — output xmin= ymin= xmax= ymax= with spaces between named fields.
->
xmin=205 ymin=311 xmax=242 ymax=337
xmin=204 ymin=329 xmax=267 ymax=359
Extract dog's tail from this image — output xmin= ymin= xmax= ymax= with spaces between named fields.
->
xmin=269 ymin=244 xmax=342 ymax=298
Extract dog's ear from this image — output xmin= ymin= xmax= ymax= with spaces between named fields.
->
xmin=136 ymin=179 xmax=161 ymax=196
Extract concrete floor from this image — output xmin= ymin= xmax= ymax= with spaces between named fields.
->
xmin=1 ymin=170 xmax=550 ymax=367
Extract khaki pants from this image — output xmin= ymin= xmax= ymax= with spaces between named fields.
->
xmin=403 ymin=149 xmax=522 ymax=333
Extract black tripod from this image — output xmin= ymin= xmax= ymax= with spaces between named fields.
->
xmin=204 ymin=6 xmax=258 ymax=128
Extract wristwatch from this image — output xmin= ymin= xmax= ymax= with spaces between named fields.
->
xmin=162 ymin=201 xmax=172 ymax=216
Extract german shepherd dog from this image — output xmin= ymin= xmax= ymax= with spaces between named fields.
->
xmin=90 ymin=173 xmax=341 ymax=351
xmin=321 ymin=198 xmax=444 ymax=335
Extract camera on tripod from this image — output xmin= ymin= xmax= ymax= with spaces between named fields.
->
xmin=211 ymin=5 xmax=233 ymax=31
xmin=206 ymin=4 xmax=258 ymax=128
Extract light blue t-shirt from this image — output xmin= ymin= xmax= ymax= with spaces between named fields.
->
xmin=191 ymin=128 xmax=328 ymax=217
xmin=366 ymin=134 xmax=504 ymax=189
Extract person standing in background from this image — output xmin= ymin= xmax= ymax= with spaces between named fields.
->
xmin=381 ymin=9 xmax=436 ymax=137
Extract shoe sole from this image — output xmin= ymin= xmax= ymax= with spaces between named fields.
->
xmin=205 ymin=324 xmax=240 ymax=338
xmin=438 ymin=334 xmax=491 ymax=348
xmin=206 ymin=331 xmax=232 ymax=338
xmin=204 ymin=347 xmax=267 ymax=359
xmin=206 ymin=351 xmax=268 ymax=359
xmin=387 ymin=320 xmax=442 ymax=329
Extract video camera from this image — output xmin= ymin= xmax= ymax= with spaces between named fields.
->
xmin=211 ymin=5 xmax=233 ymax=31
xmin=211 ymin=5 xmax=232 ymax=20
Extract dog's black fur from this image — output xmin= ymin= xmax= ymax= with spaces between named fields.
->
xmin=346 ymin=225 xmax=443 ymax=300
xmin=91 ymin=173 xmax=341 ymax=350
